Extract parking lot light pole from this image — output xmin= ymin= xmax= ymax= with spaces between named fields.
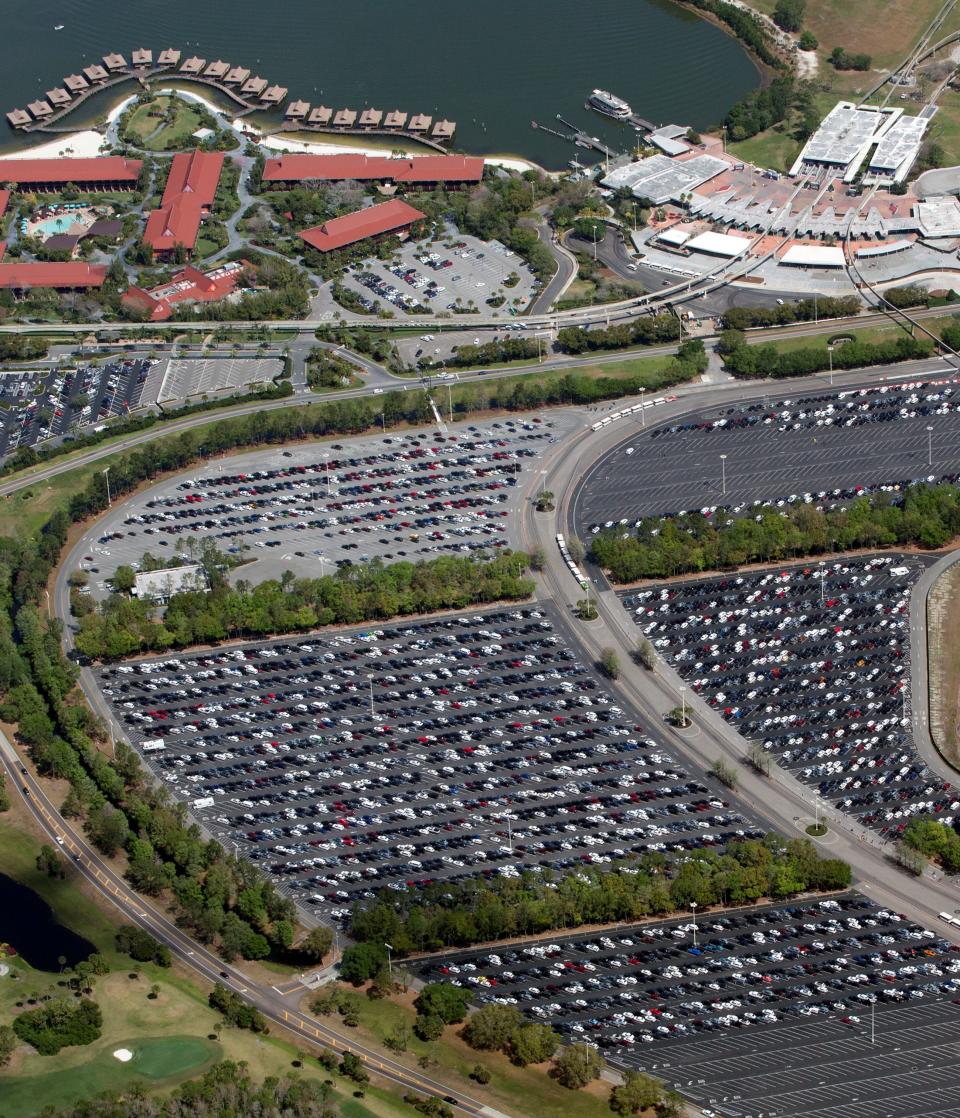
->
xmin=720 ymin=454 xmax=727 ymax=496
xmin=690 ymin=902 xmax=698 ymax=949
xmin=828 ymin=345 xmax=834 ymax=385
xmin=680 ymin=686 xmax=687 ymax=726
xmin=640 ymin=387 xmax=646 ymax=426
xmin=103 ymin=466 xmax=112 ymax=508
xmin=367 ymin=674 xmax=375 ymax=719
xmin=927 ymin=425 xmax=934 ymax=467
xmin=819 ymin=566 xmax=826 ymax=605
xmin=384 ymin=942 xmax=393 ymax=979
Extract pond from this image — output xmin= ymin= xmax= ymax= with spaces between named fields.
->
xmin=0 ymin=872 xmax=96 ymax=971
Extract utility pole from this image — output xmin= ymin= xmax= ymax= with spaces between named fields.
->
xmin=592 ymin=225 xmax=598 ymax=261
xmin=384 ymin=942 xmax=393 ymax=979
xmin=103 ymin=466 xmax=112 ymax=508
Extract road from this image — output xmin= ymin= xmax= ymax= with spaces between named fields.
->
xmin=525 ymin=216 xmax=579 ymax=314
xmin=0 ymin=728 xmax=508 ymax=1118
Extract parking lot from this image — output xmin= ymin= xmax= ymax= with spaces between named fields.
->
xmin=75 ymin=414 xmax=577 ymax=597
xmin=0 ymin=357 xmax=154 ymax=458
xmin=337 ymin=228 xmax=538 ymax=319
xmin=573 ymin=376 xmax=960 ymax=534
xmin=624 ymin=554 xmax=955 ymax=836
xmin=139 ymin=356 xmax=284 ymax=407
xmin=415 ymin=894 xmax=960 ymax=1117
xmin=94 ymin=602 xmax=756 ymax=923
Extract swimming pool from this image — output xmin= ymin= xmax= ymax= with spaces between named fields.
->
xmin=29 ymin=215 xmax=77 ymax=236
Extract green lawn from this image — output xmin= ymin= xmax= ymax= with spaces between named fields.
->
xmin=728 ymin=128 xmax=803 ymax=175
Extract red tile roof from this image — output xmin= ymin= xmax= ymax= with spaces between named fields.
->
xmin=299 ymin=199 xmax=425 ymax=252
xmin=0 ymin=259 xmax=107 ymax=288
xmin=263 ymin=153 xmax=484 ymax=184
xmin=143 ymin=151 xmax=225 ymax=253
xmin=0 ymin=190 xmax=9 ymax=221
xmin=122 ymin=259 xmax=252 ymax=321
xmin=0 ymin=156 xmax=141 ymax=186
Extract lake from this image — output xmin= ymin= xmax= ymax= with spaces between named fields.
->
xmin=0 ymin=0 xmax=759 ymax=165
xmin=0 ymin=872 xmax=96 ymax=971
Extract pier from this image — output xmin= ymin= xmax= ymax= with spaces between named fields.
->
xmin=531 ymin=117 xmax=620 ymax=159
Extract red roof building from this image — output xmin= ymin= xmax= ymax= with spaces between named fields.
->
xmin=299 ymin=199 xmax=425 ymax=252
xmin=0 ymin=156 xmax=141 ymax=191
xmin=122 ymin=259 xmax=252 ymax=321
xmin=143 ymin=150 xmax=225 ymax=258
xmin=263 ymin=153 xmax=484 ymax=187
xmin=0 ymin=252 xmax=107 ymax=291
xmin=0 ymin=191 xmax=9 ymax=222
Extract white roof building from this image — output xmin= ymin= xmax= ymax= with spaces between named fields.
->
xmin=132 ymin=563 xmax=209 ymax=603
xmin=865 ymin=112 xmax=931 ymax=184
xmin=655 ymin=227 xmax=691 ymax=247
xmin=601 ymin=154 xmax=727 ymax=204
xmin=780 ymin=244 xmax=846 ymax=268
xmin=686 ymin=230 xmax=751 ymax=257
xmin=790 ymin=102 xmax=901 ymax=182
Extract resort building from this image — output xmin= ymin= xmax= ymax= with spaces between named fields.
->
xmin=0 ymin=247 xmax=107 ymax=291
xmin=262 ymin=153 xmax=484 ymax=188
xmin=143 ymin=150 xmax=225 ymax=259
xmin=299 ymin=198 xmax=425 ymax=252
xmin=122 ymin=259 xmax=252 ymax=321
xmin=0 ymin=157 xmax=142 ymax=192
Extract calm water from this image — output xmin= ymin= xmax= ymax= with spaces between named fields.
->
xmin=0 ymin=872 xmax=95 ymax=971
xmin=0 ymin=0 xmax=758 ymax=165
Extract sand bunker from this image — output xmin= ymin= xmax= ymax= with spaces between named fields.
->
xmin=113 ymin=1048 xmax=134 ymax=1062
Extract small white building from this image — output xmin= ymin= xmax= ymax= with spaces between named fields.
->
xmin=780 ymin=244 xmax=846 ymax=268
xmin=132 ymin=563 xmax=208 ymax=604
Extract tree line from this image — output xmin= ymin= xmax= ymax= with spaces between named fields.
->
xmin=343 ymin=835 xmax=850 ymax=956
xmin=72 ymin=552 xmax=535 ymax=661
xmin=720 ymin=295 xmax=861 ymax=330
xmin=590 ymin=483 xmax=960 ymax=583
xmin=720 ymin=330 xmax=932 ymax=379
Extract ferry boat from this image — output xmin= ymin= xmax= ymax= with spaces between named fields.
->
xmin=587 ymin=89 xmax=632 ymax=121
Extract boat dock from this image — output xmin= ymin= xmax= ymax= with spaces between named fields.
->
xmin=531 ymin=117 xmax=620 ymax=159
xmin=5 ymin=48 xmax=456 ymax=149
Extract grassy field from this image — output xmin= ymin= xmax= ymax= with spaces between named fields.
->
xmin=750 ymin=322 xmax=914 ymax=354
xmin=313 ymin=986 xmax=615 ymax=1118
xmin=0 ymin=815 xmax=412 ymax=1118
xmin=131 ymin=96 xmax=207 ymax=153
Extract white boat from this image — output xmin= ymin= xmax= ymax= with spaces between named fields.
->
xmin=54 ymin=24 xmax=64 ymax=30
xmin=587 ymin=89 xmax=632 ymax=121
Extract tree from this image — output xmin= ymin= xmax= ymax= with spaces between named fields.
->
xmin=634 ymin=636 xmax=656 ymax=670
xmin=509 ymin=1023 xmax=559 ymax=1066
xmin=610 ymin=1070 xmax=663 ymax=1115
xmin=471 ymin=1063 xmax=491 ymax=1084
xmin=552 ymin=1043 xmax=602 ymax=1088
xmin=414 ymin=1013 xmax=446 ymax=1041
xmin=415 ymin=983 xmax=471 ymax=1025
xmin=667 ymin=706 xmax=690 ymax=728
xmin=535 ymin=490 xmax=555 ymax=512
xmin=111 ymin=565 xmax=136 ymax=594
xmin=567 ymin=536 xmax=585 ymax=564
xmin=576 ymin=598 xmax=598 ymax=621
xmin=298 ymin=924 xmax=334 ymax=963
xmin=773 ymin=0 xmax=805 ymax=31
xmin=710 ymin=757 xmax=738 ymax=789
xmin=747 ymin=742 xmax=771 ymax=776
xmin=385 ymin=1023 xmax=410 ymax=1053
xmin=599 ymin=648 xmax=621 ymax=680
xmin=36 ymin=844 xmax=66 ymax=879
xmin=340 ymin=942 xmax=388 ymax=984
xmin=461 ymin=1004 xmax=523 ymax=1051
xmin=799 ymin=29 xmax=818 ymax=49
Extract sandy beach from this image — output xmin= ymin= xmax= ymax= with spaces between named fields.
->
xmin=0 ymin=88 xmax=544 ymax=174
